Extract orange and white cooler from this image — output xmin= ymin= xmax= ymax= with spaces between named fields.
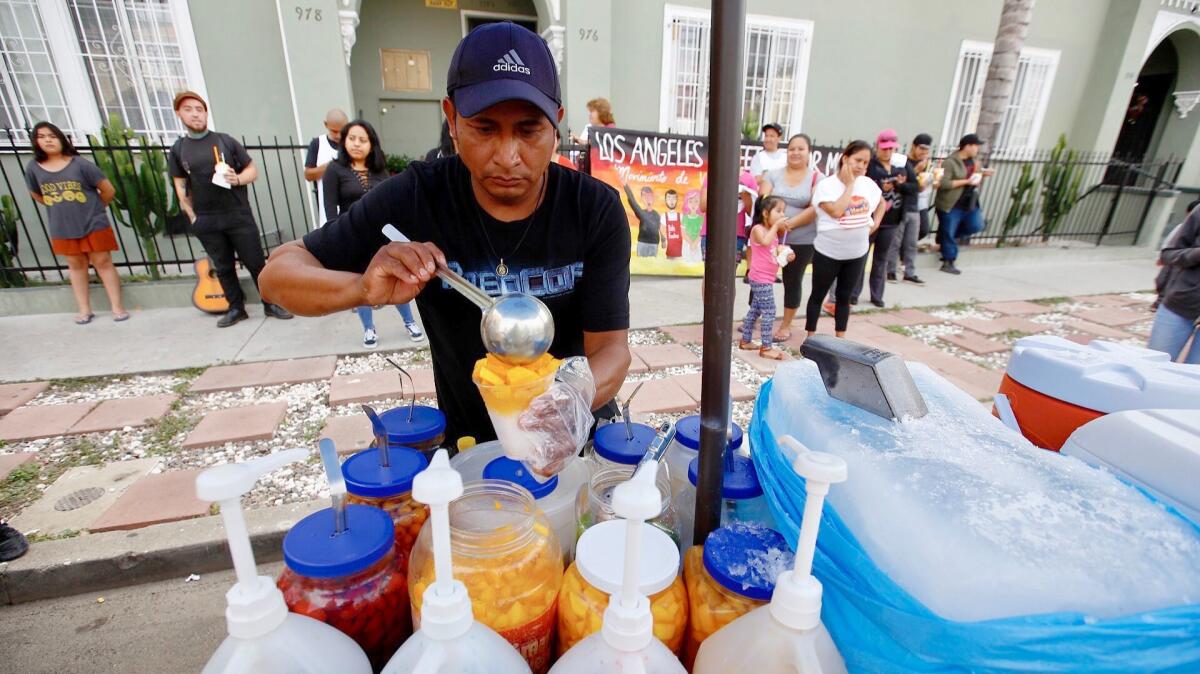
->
xmin=995 ymin=336 xmax=1200 ymax=450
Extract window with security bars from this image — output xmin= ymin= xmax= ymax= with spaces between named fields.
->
xmin=0 ymin=0 xmax=74 ymax=142
xmin=941 ymin=41 xmax=1060 ymax=152
xmin=67 ymin=0 xmax=189 ymax=139
xmin=660 ymin=6 xmax=811 ymax=136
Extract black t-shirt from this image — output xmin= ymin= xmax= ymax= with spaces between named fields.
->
xmin=303 ymin=157 xmax=631 ymax=443
xmin=167 ymin=132 xmax=253 ymax=214
xmin=955 ymin=158 xmax=978 ymax=211
xmin=867 ymin=158 xmax=910 ymax=226
xmin=321 ymin=161 xmax=387 ymax=222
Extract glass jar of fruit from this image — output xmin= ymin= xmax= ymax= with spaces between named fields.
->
xmin=377 ymin=405 xmax=446 ymax=461
xmin=576 ymin=464 xmax=679 ymax=546
xmin=683 ymin=453 xmax=776 ymax=533
xmin=584 ymin=421 xmax=660 ymax=474
xmin=473 ymin=353 xmax=569 ymax=476
xmin=667 ymin=414 xmax=744 ymax=547
xmin=683 ymin=523 xmax=794 ymax=669
xmin=557 ymin=519 xmax=687 ymax=656
xmin=342 ymin=445 xmax=429 ymax=573
xmin=408 ymin=479 xmax=563 ymax=674
xmin=277 ymin=504 xmax=408 ymax=671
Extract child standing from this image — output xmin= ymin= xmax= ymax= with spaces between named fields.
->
xmin=739 ymin=195 xmax=794 ymax=360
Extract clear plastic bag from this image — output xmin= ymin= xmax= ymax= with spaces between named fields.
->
xmin=516 ymin=357 xmax=596 ymax=477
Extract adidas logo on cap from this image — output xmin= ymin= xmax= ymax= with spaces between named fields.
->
xmin=493 ymin=48 xmax=531 ymax=75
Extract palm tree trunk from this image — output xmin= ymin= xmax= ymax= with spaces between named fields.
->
xmin=977 ymin=0 xmax=1036 ymax=152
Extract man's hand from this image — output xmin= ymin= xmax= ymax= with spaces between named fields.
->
xmin=980 ymin=167 xmax=996 ymax=178
xmin=516 ymin=357 xmax=596 ymax=477
xmin=223 ymin=166 xmax=239 ymax=185
xmin=361 ymin=241 xmax=446 ymax=306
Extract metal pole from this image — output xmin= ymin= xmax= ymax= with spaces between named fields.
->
xmin=1097 ymin=164 xmax=1127 ymax=245
xmin=1133 ymin=161 xmax=1170 ymax=244
xmin=695 ymin=0 xmax=746 ymax=546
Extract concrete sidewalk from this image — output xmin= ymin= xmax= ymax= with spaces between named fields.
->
xmin=0 ymin=245 xmax=1158 ymax=382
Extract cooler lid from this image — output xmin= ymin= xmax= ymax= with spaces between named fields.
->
xmin=483 ymin=456 xmax=558 ymax=499
xmin=674 ymin=414 xmax=744 ymax=451
xmin=687 ymin=453 xmax=763 ymax=499
xmin=342 ymin=445 xmax=428 ymax=498
xmin=576 ymin=519 xmax=679 ymax=596
xmin=594 ymin=422 xmax=658 ymax=464
xmin=1006 ymin=335 xmax=1200 ymax=413
xmin=282 ymin=504 xmax=394 ymax=578
xmin=380 ymin=405 xmax=446 ymax=445
xmin=702 ymin=523 xmax=793 ymax=600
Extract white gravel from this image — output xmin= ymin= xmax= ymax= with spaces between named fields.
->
xmin=29 ymin=374 xmax=186 ymax=406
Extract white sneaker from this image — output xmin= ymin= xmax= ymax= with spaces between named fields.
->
xmin=362 ymin=328 xmax=378 ymax=349
xmin=406 ymin=323 xmax=425 ymax=342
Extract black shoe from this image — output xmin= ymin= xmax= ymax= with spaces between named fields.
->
xmin=217 ymin=307 xmax=250 ymax=328
xmin=870 ymin=299 xmax=886 ymax=308
xmin=849 ymin=297 xmax=859 ymax=306
xmin=940 ymin=262 xmax=962 ymax=275
xmin=0 ymin=522 xmax=29 ymax=562
xmin=904 ymin=275 xmax=926 ymax=285
xmin=886 ymin=272 xmax=897 ymax=283
xmin=263 ymin=303 xmax=293 ymax=320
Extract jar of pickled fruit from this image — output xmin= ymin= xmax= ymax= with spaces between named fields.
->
xmin=278 ymin=504 xmax=409 ymax=671
xmin=666 ymin=414 xmax=744 ymax=546
xmin=378 ymin=405 xmax=446 ymax=461
xmin=576 ymin=464 xmax=679 ymax=546
xmin=684 ymin=453 xmax=776 ymax=532
xmin=408 ymin=479 xmax=563 ymax=674
xmin=483 ymin=455 xmax=589 ymax=562
xmin=585 ymin=421 xmax=659 ymax=474
xmin=342 ymin=445 xmax=429 ymax=573
xmin=683 ymin=523 xmax=794 ymax=669
xmin=557 ymin=519 xmax=687 ymax=656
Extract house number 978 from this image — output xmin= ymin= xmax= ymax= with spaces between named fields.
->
xmin=295 ymin=7 xmax=322 ymax=21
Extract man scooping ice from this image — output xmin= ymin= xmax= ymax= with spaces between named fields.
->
xmin=260 ymin=23 xmax=632 ymax=474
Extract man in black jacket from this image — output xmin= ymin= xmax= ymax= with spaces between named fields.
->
xmin=858 ymin=129 xmax=917 ymax=307
xmin=1148 ymin=203 xmax=1200 ymax=363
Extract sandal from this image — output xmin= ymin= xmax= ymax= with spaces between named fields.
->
xmin=74 ymin=313 xmax=95 ymax=325
xmin=759 ymin=347 xmax=788 ymax=361
xmin=738 ymin=339 xmax=760 ymax=350
xmin=112 ymin=312 xmax=130 ymax=322
xmin=774 ymin=329 xmax=792 ymax=342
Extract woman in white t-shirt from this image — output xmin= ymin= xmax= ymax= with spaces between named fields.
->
xmin=805 ymin=139 xmax=885 ymax=337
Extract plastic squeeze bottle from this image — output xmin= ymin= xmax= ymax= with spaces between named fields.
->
xmin=381 ymin=449 xmax=531 ymax=674
xmin=549 ymin=460 xmax=687 ymax=674
xmin=692 ymin=436 xmax=849 ymax=674
xmin=198 ymin=449 xmax=372 ymax=674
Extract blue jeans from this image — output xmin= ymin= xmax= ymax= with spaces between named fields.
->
xmin=1147 ymin=305 xmax=1200 ymax=363
xmin=356 ymin=304 xmax=415 ymax=330
xmin=936 ymin=207 xmax=984 ymax=262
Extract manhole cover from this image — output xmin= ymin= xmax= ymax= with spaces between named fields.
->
xmin=54 ymin=487 xmax=106 ymax=512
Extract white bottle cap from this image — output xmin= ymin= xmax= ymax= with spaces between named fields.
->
xmin=195 ymin=448 xmax=309 ymax=639
xmin=412 ymin=450 xmax=474 ymax=641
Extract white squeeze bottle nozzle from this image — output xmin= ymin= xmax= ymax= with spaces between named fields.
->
xmin=382 ymin=449 xmax=530 ymax=674
xmin=198 ymin=448 xmax=373 ymax=674
xmin=549 ymin=461 xmax=687 ymax=674
xmin=693 ymin=435 xmax=849 ymax=674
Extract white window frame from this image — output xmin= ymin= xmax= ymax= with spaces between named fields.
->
xmin=658 ymin=4 xmax=813 ymax=136
xmin=940 ymin=40 xmax=1059 ymax=153
xmin=0 ymin=0 xmax=80 ymax=139
xmin=34 ymin=0 xmax=210 ymax=141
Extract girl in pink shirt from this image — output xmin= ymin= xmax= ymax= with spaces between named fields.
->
xmin=739 ymin=195 xmax=794 ymax=359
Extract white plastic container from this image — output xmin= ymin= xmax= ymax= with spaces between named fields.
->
xmin=198 ymin=449 xmax=372 ymax=674
xmin=382 ymin=450 xmax=531 ymax=674
xmin=1062 ymin=409 xmax=1200 ymax=523
xmin=693 ymin=436 xmax=848 ymax=674
xmin=665 ymin=414 xmax=743 ymax=546
xmin=549 ymin=461 xmax=687 ymax=674
xmin=451 ymin=440 xmax=589 ymax=560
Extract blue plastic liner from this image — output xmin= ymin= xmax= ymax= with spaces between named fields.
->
xmin=751 ymin=377 xmax=1200 ymax=674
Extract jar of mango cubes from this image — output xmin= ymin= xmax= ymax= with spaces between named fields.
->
xmin=557 ymin=519 xmax=687 ymax=656
xmin=408 ymin=479 xmax=563 ymax=674
xmin=683 ymin=523 xmax=794 ymax=669
xmin=473 ymin=353 xmax=566 ymax=476
xmin=342 ymin=445 xmax=429 ymax=573
xmin=278 ymin=504 xmax=409 ymax=671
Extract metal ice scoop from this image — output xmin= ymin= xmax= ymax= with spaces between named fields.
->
xmin=381 ymin=225 xmax=554 ymax=364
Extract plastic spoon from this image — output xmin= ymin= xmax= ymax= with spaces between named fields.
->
xmin=381 ymin=224 xmax=554 ymax=364
xmin=318 ymin=438 xmax=347 ymax=535
xmin=361 ymin=404 xmax=390 ymax=467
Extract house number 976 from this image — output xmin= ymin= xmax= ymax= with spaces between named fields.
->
xmin=579 ymin=28 xmax=599 ymax=42
xmin=295 ymin=7 xmax=322 ymax=21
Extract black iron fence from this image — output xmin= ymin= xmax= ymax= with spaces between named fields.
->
xmin=0 ymin=133 xmax=1184 ymax=285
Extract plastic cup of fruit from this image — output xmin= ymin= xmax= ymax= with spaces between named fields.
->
xmin=474 ymin=368 xmax=561 ymax=474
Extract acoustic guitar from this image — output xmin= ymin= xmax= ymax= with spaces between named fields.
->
xmin=192 ymin=257 xmax=229 ymax=314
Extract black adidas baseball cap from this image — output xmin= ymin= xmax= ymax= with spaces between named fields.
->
xmin=447 ymin=22 xmax=561 ymax=124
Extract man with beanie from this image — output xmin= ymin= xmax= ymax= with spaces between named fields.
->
xmin=169 ymin=91 xmax=292 ymax=327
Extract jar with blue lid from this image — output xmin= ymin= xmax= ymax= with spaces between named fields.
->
xmin=682 ymin=523 xmax=794 ymax=668
xmin=377 ymin=405 xmax=446 ymax=460
xmin=277 ymin=504 xmax=410 ymax=670
xmin=665 ymin=414 xmax=744 ymax=545
xmin=342 ymin=445 xmax=429 ymax=572
xmin=483 ymin=454 xmax=588 ymax=561
xmin=586 ymin=421 xmax=660 ymax=474
xmin=682 ymin=452 xmax=775 ymax=543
